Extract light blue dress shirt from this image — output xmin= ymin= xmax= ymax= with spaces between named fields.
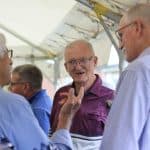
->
xmin=100 ymin=47 xmax=150 ymax=150
xmin=0 ymin=88 xmax=73 ymax=150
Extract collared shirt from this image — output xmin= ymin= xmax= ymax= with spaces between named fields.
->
xmin=0 ymin=88 xmax=73 ymax=150
xmin=100 ymin=47 xmax=150 ymax=150
xmin=29 ymin=89 xmax=53 ymax=135
xmin=51 ymin=74 xmax=114 ymax=137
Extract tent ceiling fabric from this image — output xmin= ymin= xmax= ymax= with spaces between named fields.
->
xmin=0 ymin=0 xmax=76 ymax=45
xmin=0 ymin=0 xmax=149 ymax=85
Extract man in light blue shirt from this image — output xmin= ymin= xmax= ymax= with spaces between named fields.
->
xmin=0 ymin=33 xmax=84 ymax=150
xmin=100 ymin=4 xmax=150 ymax=150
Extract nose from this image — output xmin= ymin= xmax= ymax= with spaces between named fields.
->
xmin=73 ymin=61 xmax=83 ymax=69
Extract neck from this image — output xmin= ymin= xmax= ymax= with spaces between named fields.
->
xmin=27 ymin=88 xmax=41 ymax=100
xmin=75 ymin=74 xmax=96 ymax=95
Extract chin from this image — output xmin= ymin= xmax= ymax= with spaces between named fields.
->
xmin=74 ymin=79 xmax=87 ymax=85
xmin=73 ymin=75 xmax=88 ymax=83
xmin=74 ymin=80 xmax=84 ymax=83
xmin=126 ymin=56 xmax=135 ymax=62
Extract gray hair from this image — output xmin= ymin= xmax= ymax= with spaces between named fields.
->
xmin=126 ymin=3 xmax=150 ymax=23
xmin=12 ymin=64 xmax=43 ymax=89
xmin=0 ymin=33 xmax=7 ymax=58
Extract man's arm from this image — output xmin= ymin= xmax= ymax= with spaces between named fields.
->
xmin=50 ymin=87 xmax=84 ymax=150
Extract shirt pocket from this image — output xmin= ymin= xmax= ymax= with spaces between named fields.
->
xmin=86 ymin=111 xmax=105 ymax=136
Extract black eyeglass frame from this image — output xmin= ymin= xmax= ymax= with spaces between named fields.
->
xmin=9 ymin=81 xmax=27 ymax=87
xmin=7 ymin=49 xmax=13 ymax=58
xmin=65 ymin=56 xmax=94 ymax=67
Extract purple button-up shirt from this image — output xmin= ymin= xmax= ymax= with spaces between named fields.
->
xmin=51 ymin=74 xmax=114 ymax=137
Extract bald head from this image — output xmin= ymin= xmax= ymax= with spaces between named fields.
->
xmin=64 ymin=39 xmax=95 ymax=61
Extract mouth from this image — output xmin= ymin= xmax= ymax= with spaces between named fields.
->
xmin=75 ymin=71 xmax=85 ymax=75
xmin=74 ymin=71 xmax=85 ymax=78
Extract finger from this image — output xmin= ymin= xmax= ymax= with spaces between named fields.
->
xmin=68 ymin=88 xmax=75 ymax=104
xmin=70 ymin=88 xmax=75 ymax=95
xmin=76 ymin=86 xmax=84 ymax=103
xmin=68 ymin=88 xmax=75 ymax=100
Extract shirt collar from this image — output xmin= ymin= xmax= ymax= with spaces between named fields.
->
xmin=71 ymin=74 xmax=103 ymax=97
xmin=87 ymin=74 xmax=103 ymax=97
xmin=139 ymin=46 xmax=150 ymax=58
xmin=29 ymin=89 xmax=45 ymax=103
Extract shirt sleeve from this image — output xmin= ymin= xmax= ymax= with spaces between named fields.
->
xmin=100 ymin=68 xmax=150 ymax=150
xmin=49 ymin=129 xmax=73 ymax=150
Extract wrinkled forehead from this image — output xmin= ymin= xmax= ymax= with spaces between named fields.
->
xmin=64 ymin=43 xmax=94 ymax=61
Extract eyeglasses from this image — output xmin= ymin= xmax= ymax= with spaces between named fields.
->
xmin=9 ymin=81 xmax=26 ymax=87
xmin=7 ymin=49 xmax=13 ymax=58
xmin=0 ymin=49 xmax=13 ymax=58
xmin=65 ymin=56 xmax=94 ymax=67
xmin=115 ymin=22 xmax=135 ymax=41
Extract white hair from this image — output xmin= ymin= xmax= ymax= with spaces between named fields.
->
xmin=126 ymin=3 xmax=150 ymax=23
xmin=0 ymin=33 xmax=7 ymax=58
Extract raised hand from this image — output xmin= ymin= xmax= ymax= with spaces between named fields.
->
xmin=57 ymin=87 xmax=84 ymax=130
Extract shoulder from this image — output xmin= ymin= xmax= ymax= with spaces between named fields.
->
xmin=31 ymin=90 xmax=53 ymax=112
xmin=100 ymin=84 xmax=115 ymax=99
xmin=97 ymin=75 xmax=114 ymax=93
xmin=55 ymin=84 xmax=72 ymax=96
xmin=90 ymin=75 xmax=114 ymax=98
xmin=0 ymin=89 xmax=28 ymax=105
xmin=0 ymin=89 xmax=31 ymax=117
xmin=127 ymin=52 xmax=150 ymax=72
xmin=122 ymin=56 xmax=150 ymax=84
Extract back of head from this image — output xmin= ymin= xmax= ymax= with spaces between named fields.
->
xmin=120 ymin=3 xmax=150 ymax=61
xmin=0 ymin=33 xmax=7 ymax=58
xmin=12 ymin=64 xmax=43 ymax=90
xmin=126 ymin=3 xmax=150 ymax=24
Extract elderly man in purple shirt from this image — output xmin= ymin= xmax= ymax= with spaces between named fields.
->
xmin=51 ymin=39 xmax=114 ymax=149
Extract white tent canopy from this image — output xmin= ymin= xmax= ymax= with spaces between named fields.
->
xmin=0 ymin=0 xmax=149 ymax=90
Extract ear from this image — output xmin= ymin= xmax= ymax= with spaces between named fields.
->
xmin=64 ymin=63 xmax=69 ymax=72
xmin=135 ymin=20 xmax=143 ymax=37
xmin=93 ymin=56 xmax=98 ymax=66
xmin=23 ymin=82 xmax=30 ymax=91
xmin=22 ymin=83 xmax=28 ymax=96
